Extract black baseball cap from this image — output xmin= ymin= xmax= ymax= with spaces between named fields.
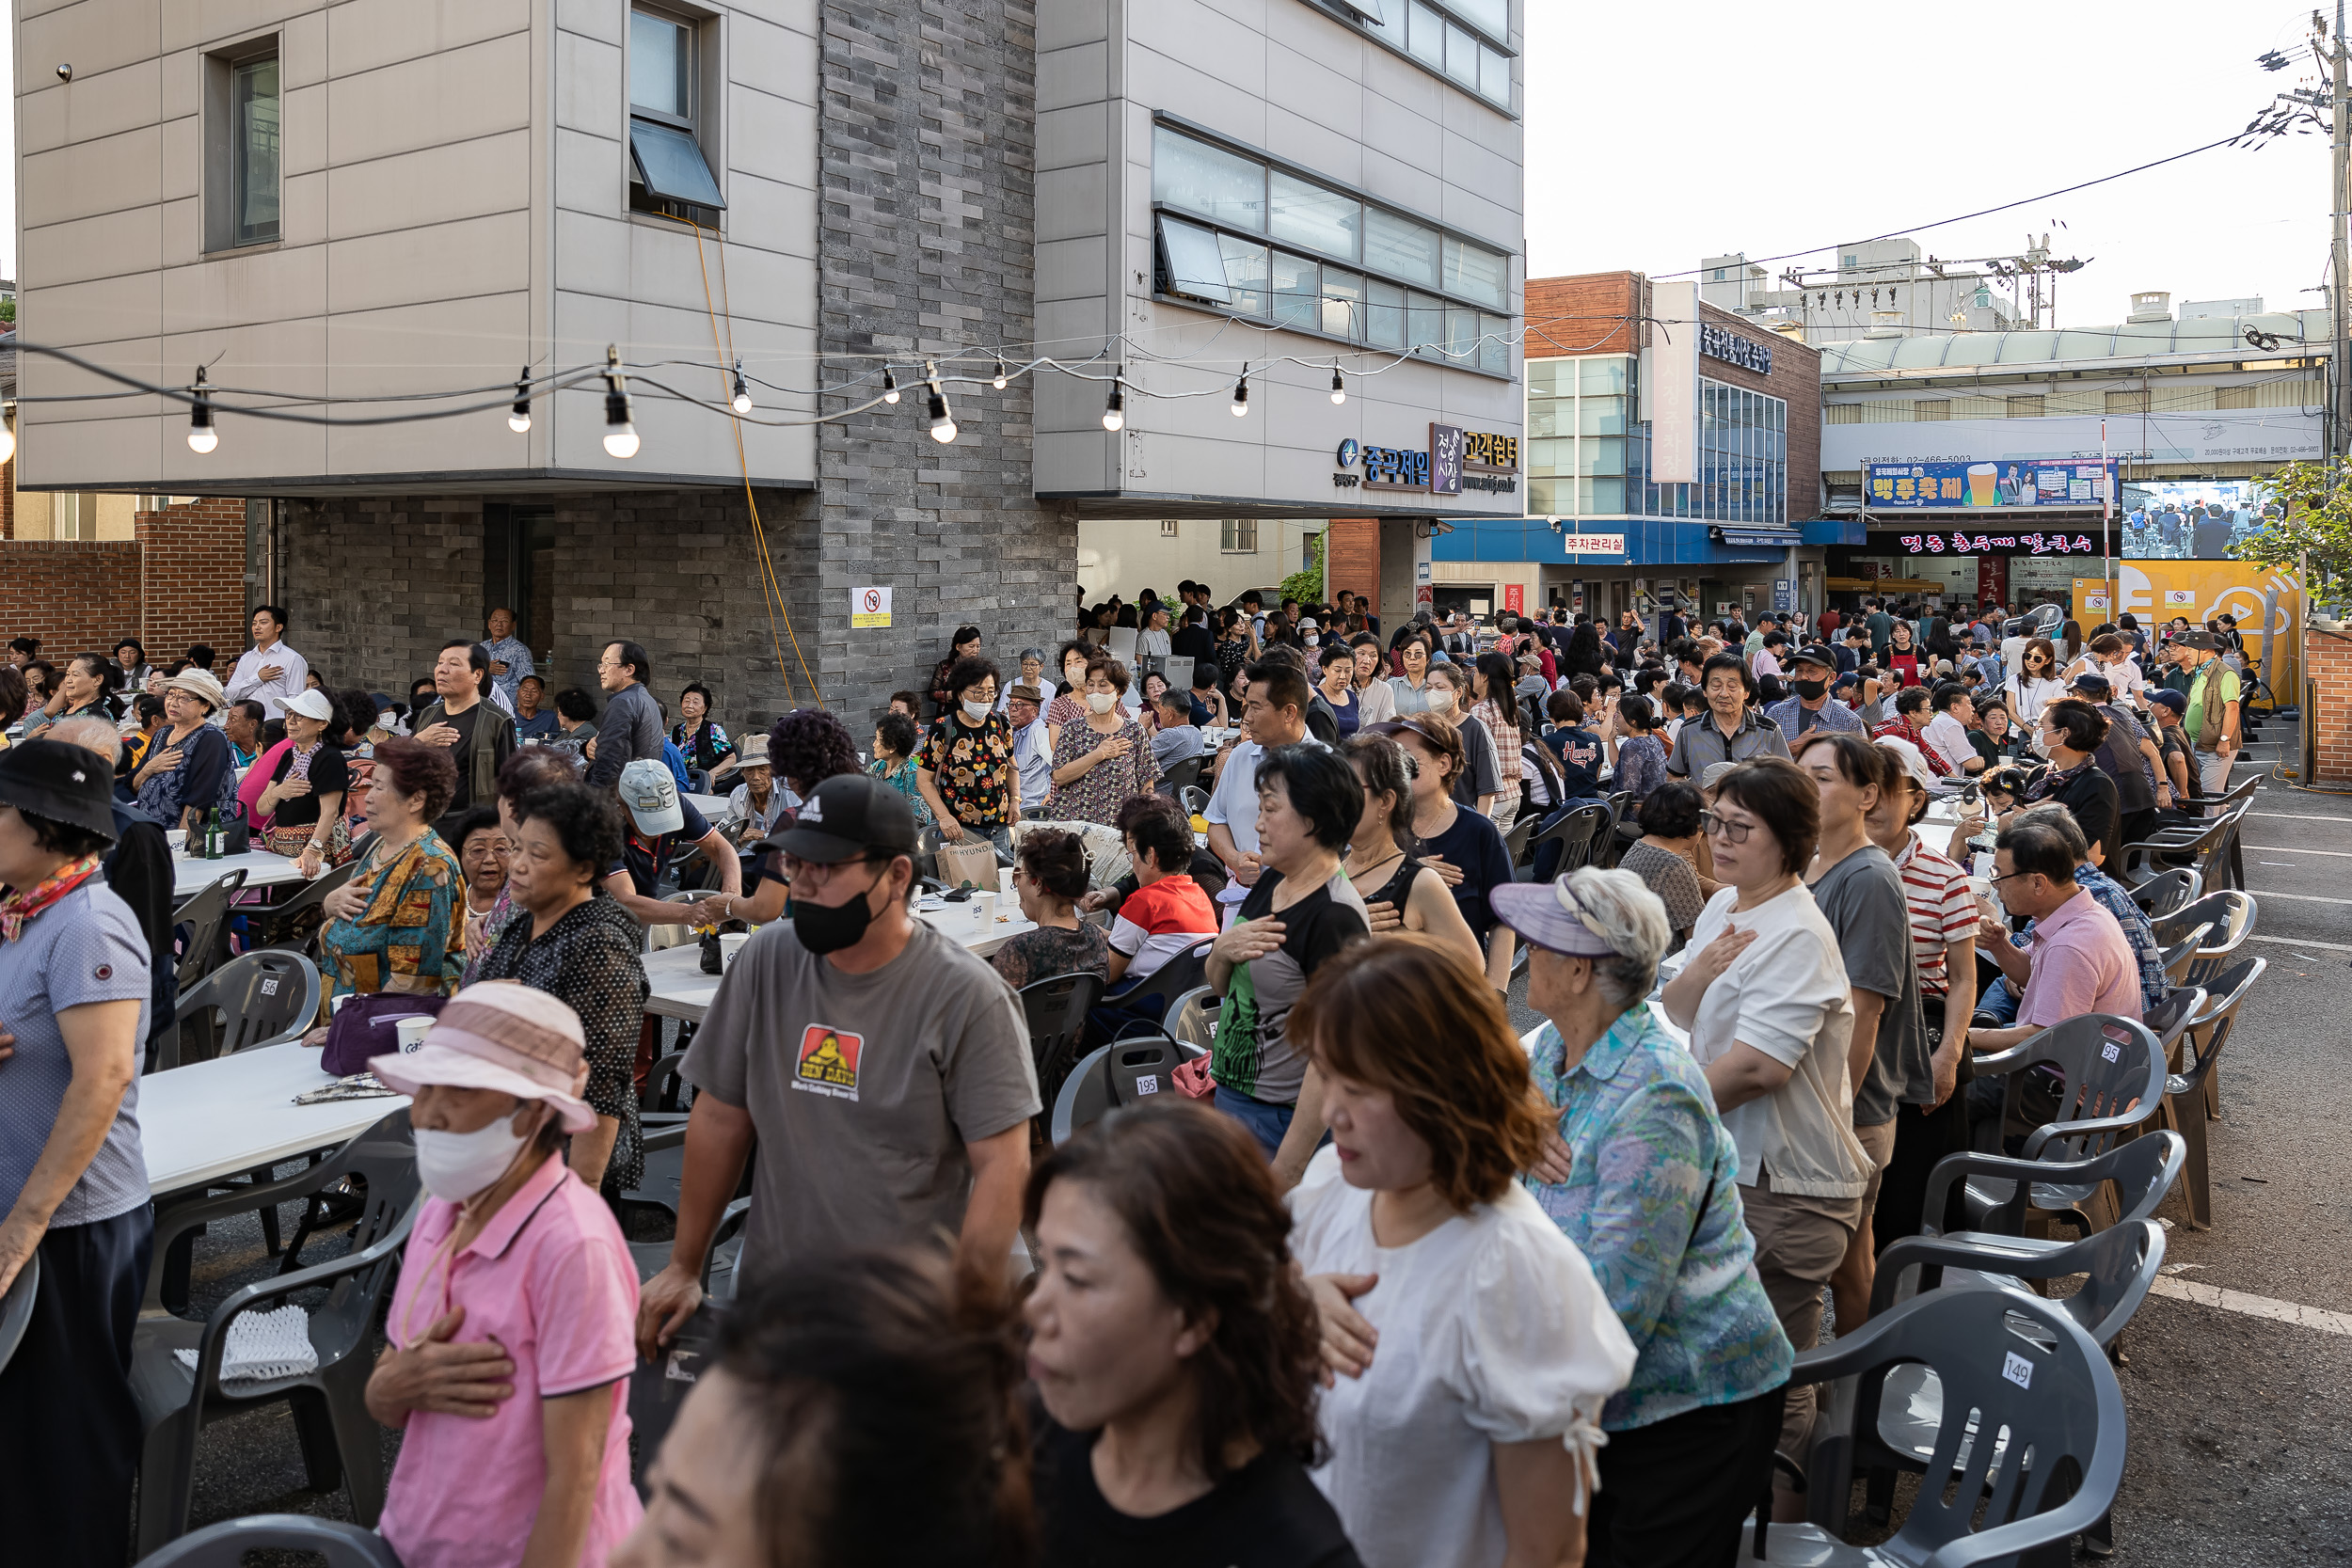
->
xmin=1788 ymin=643 xmax=1839 ymax=673
xmin=0 ymin=737 xmax=120 ymax=841
xmin=2069 ymin=673 xmax=2112 ymax=700
xmin=758 ymin=774 xmax=918 ymax=864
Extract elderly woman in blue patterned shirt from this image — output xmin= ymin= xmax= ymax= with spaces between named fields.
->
xmin=1494 ymin=865 xmax=1795 ymax=1566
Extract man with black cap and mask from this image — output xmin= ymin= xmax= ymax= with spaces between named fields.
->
xmin=0 ymin=738 xmax=153 ymax=1568
xmin=636 ymin=773 xmax=1040 ymax=1357
xmin=1764 ymin=643 xmax=1867 ymax=747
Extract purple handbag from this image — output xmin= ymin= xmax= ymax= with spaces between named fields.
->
xmin=321 ymin=992 xmax=449 ymax=1078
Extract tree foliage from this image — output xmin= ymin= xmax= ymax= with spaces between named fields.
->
xmin=1279 ymin=533 xmax=1327 ymax=608
xmin=2242 ymin=461 xmax=2352 ymax=600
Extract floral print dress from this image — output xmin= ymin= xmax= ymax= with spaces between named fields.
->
xmin=319 ymin=829 xmax=466 ymax=1016
xmin=921 ymin=712 xmax=1017 ymax=832
xmin=1047 ymin=715 xmax=1161 ymax=825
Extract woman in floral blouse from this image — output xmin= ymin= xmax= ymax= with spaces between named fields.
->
xmin=1493 ymin=865 xmax=1794 ymax=1563
xmin=476 ymin=780 xmax=649 ymax=1196
xmin=670 ymin=682 xmax=739 ymax=784
xmin=317 ymin=739 xmax=468 ymax=1015
xmin=916 ymin=656 xmax=1019 ymax=853
xmin=865 ymin=711 xmax=935 ymax=830
xmin=1046 ymin=659 xmax=1159 ymax=826
xmin=990 ymin=828 xmax=1108 ymax=992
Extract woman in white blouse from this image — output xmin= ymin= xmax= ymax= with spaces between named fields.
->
xmin=1290 ymin=935 xmax=1635 ymax=1568
xmin=2002 ymin=636 xmax=2067 ymax=752
xmin=1655 ymin=754 xmax=1867 ymax=1522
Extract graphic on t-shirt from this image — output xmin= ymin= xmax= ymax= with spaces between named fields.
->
xmin=794 ymin=1023 xmax=864 ymax=1101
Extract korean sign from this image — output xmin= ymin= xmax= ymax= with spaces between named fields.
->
xmin=1867 ymin=459 xmax=2115 ymax=510
xmin=1894 ymin=531 xmax=2104 ymax=558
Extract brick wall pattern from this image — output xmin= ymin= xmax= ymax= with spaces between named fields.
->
xmin=2307 ymin=626 xmax=2352 ymax=786
xmin=0 ymin=499 xmax=247 ymax=661
xmin=0 ymin=541 xmax=143 ymax=655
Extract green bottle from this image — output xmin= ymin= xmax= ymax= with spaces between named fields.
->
xmin=204 ymin=808 xmax=224 ymax=860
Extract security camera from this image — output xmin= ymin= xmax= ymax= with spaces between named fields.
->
xmin=56 ymin=64 xmax=72 ymax=82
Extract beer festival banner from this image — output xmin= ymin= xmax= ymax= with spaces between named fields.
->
xmin=1867 ymin=459 xmax=2116 ymax=510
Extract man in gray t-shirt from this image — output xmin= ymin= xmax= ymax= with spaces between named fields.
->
xmin=639 ymin=775 xmax=1039 ymax=1355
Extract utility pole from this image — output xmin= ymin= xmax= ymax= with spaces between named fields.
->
xmin=2334 ymin=3 xmax=2349 ymax=462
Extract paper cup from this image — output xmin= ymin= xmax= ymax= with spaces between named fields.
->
xmin=395 ymin=1016 xmax=433 ymax=1053
xmin=720 ymin=931 xmax=750 ymax=970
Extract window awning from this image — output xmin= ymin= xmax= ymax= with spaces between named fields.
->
xmin=630 ymin=119 xmax=725 ymax=210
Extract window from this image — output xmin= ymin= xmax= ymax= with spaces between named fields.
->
xmin=2105 ymin=388 xmax=2150 ymax=415
xmin=203 ymin=40 xmax=280 ymax=251
xmin=1150 ymin=124 xmax=1513 ymax=367
xmin=1160 ymin=520 xmax=1181 ymax=536
xmin=2007 ymin=393 xmax=2046 ymax=418
xmin=1324 ymin=0 xmax=1513 ymax=109
xmin=629 ymin=8 xmax=724 ymax=221
xmin=1914 ymin=399 xmax=1949 ymax=421
xmin=1535 ymin=356 xmax=1785 ymax=524
xmin=1221 ymin=519 xmax=1259 ymax=553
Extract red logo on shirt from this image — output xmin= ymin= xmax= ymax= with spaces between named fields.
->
xmin=794 ymin=1024 xmax=864 ymax=1101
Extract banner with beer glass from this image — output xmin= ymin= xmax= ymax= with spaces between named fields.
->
xmin=1866 ymin=459 xmax=2117 ymax=510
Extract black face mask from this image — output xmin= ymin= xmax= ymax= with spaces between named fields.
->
xmin=792 ymin=867 xmax=886 ymax=956
xmin=1791 ymin=679 xmax=1827 ymax=702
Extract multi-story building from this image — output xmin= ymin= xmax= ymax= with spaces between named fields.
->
xmin=14 ymin=0 xmax=1524 ymax=725
xmin=1702 ymin=236 xmax=2027 ymax=344
xmin=1432 ymin=269 xmax=1853 ymax=627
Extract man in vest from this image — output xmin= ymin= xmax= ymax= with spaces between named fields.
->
xmin=2172 ymin=630 xmax=2240 ymax=796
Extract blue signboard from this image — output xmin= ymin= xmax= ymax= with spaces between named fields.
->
xmin=1867 ymin=459 xmax=2116 ymax=510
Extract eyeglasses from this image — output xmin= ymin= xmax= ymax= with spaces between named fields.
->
xmin=1985 ymin=869 xmax=2035 ymax=886
xmin=1698 ymin=810 xmax=1755 ymax=843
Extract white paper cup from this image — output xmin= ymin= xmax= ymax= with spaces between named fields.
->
xmin=998 ymin=864 xmax=1016 ymax=897
xmin=395 ymin=1016 xmax=433 ymax=1053
xmin=720 ymin=931 xmax=750 ymax=970
xmin=331 ymin=991 xmax=356 ymax=1015
xmin=973 ymin=891 xmax=997 ymax=927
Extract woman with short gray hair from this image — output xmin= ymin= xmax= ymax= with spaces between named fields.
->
xmin=1489 ymin=866 xmax=1795 ymax=1566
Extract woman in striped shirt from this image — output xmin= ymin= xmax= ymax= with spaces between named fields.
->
xmin=1863 ymin=737 xmax=1978 ymax=1248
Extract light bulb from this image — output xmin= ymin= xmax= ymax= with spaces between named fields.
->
xmin=1103 ymin=380 xmax=1125 ymax=432
xmin=926 ymin=390 xmax=958 ymax=444
xmin=509 ymin=367 xmax=532 ymax=433
xmin=0 ymin=424 xmax=15 ymax=465
xmin=1230 ymin=372 xmax=1249 ymax=418
xmin=993 ymin=357 xmax=1009 ymax=390
xmin=508 ymin=410 xmax=532 ymax=434
xmin=604 ymin=423 xmax=640 ymax=459
xmin=731 ymin=364 xmax=754 ymax=415
xmin=882 ymin=369 xmax=899 ymax=404
xmin=600 ymin=343 xmax=637 ymax=459
xmin=188 ymin=425 xmax=218 ymax=454
xmin=187 ymin=367 xmax=217 ymax=453
xmin=1330 ymin=368 xmax=1346 ymax=405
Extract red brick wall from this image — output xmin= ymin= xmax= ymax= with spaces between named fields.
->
xmin=2308 ymin=626 xmax=2352 ymax=786
xmin=136 ymin=499 xmax=249 ymax=660
xmin=1524 ymin=272 xmax=1640 ymax=357
xmin=1 ymin=541 xmax=144 ymax=654
xmin=1326 ymin=518 xmax=1379 ymax=606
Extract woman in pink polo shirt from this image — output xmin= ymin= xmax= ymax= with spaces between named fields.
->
xmin=365 ymin=981 xmax=644 ymax=1568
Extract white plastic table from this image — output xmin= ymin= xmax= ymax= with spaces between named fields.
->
xmin=173 ymin=849 xmax=314 ymax=901
xmin=643 ymin=904 xmax=1041 ymax=1024
xmin=139 ymin=1042 xmax=409 ymax=1198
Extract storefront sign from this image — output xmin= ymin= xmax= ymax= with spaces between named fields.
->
xmin=851 ymin=585 xmax=893 ymax=628
xmin=1867 ymin=460 xmax=2114 ymax=510
xmin=1894 ymin=531 xmax=2102 ymax=557
xmin=1699 ymin=322 xmax=1773 ymax=376
xmin=1343 ymin=438 xmax=1430 ymax=490
xmin=1556 ymin=531 xmax=1627 ymax=556
xmin=1429 ymin=424 xmax=1466 ymax=496
xmin=1503 ymin=584 xmax=1525 ymax=615
xmin=1462 ymin=430 xmax=1519 ymax=470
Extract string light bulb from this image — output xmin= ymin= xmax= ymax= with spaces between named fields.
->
xmin=1330 ymin=367 xmax=1346 ymax=405
xmin=1102 ymin=368 xmax=1125 ymax=433
xmin=508 ymin=368 xmax=532 ymax=434
xmin=730 ymin=363 xmax=754 ymax=415
xmin=993 ymin=356 xmax=1009 ymax=390
xmin=1230 ymin=367 xmax=1249 ymax=418
xmin=601 ymin=345 xmax=639 ymax=460
xmin=187 ymin=366 xmax=218 ymax=454
xmin=924 ymin=362 xmax=958 ymax=444
xmin=882 ymin=368 xmax=899 ymax=404
xmin=0 ymin=421 xmax=14 ymax=466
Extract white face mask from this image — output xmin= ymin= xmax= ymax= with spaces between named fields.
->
xmin=1425 ymin=688 xmax=1454 ymax=711
xmin=414 ymin=1113 xmax=534 ymax=1203
xmin=1304 ymin=635 xmax=1320 ymax=647
xmin=961 ymin=698 xmax=992 ymax=721
xmin=1086 ymin=690 xmax=1120 ymax=715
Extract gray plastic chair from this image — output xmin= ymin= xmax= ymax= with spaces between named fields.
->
xmin=1968 ymin=1011 xmax=2167 ymax=1185
xmin=1836 ymin=1218 xmax=2168 ymax=1553
xmin=130 ymin=1110 xmax=421 ymax=1555
xmin=1924 ymin=1128 xmax=2186 ymax=1254
xmin=1520 ymin=800 xmax=1611 ymax=881
xmin=134 ymin=1513 xmax=403 ymax=1567
xmin=0 ymin=1253 xmax=36 ymax=1376
xmin=2154 ymin=925 xmax=2212 ymax=989
xmin=1178 ymin=784 xmax=1212 ymax=818
xmin=170 ymin=868 xmax=249 ymax=990
xmin=1159 ymin=753 xmax=1204 ymax=799
xmin=2162 ymin=956 xmax=2265 ymax=1229
xmin=1756 ymin=1287 xmax=2126 ymax=1564
xmin=243 ymin=858 xmax=361 ymax=959
xmin=1050 ymin=1039 xmax=1208 ymax=1143
xmin=2127 ymin=865 xmax=2201 ymax=919
xmin=1165 ymin=985 xmax=1219 ymax=1051
xmin=160 ymin=948 xmax=322 ymax=1071
xmin=1019 ymin=970 xmax=1107 ymax=1112
xmin=2181 ymin=890 xmax=2258 ymax=996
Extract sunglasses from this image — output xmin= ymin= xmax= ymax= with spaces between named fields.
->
xmin=1698 ymin=810 xmax=1756 ymax=844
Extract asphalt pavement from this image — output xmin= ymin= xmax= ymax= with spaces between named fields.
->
xmin=171 ymin=726 xmax=2352 ymax=1561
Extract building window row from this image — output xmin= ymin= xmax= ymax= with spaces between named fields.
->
xmin=1823 ymin=379 xmax=2324 ymax=423
xmin=1152 ymin=125 xmax=1514 ymax=372
xmin=1528 ymin=356 xmax=1787 ymax=526
xmin=1311 ymin=0 xmax=1517 ymax=112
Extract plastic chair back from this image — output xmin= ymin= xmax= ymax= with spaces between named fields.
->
xmin=1019 ymin=970 xmax=1106 ymax=1107
xmin=135 ymin=1513 xmax=404 ymax=1567
xmin=1530 ymin=801 xmax=1610 ymax=872
xmin=2183 ymin=890 xmax=2258 ymax=990
xmin=170 ymin=869 xmax=249 ymax=988
xmin=245 ymin=858 xmax=361 ymax=958
xmin=1165 ymin=985 xmax=1218 ymax=1050
xmin=1500 ymin=811 xmax=1536 ymax=867
xmin=2142 ymin=985 xmax=2207 ymax=1061
xmin=1178 ymin=784 xmax=1212 ymax=818
xmin=166 ymin=950 xmax=321 ymax=1070
xmin=1104 ymin=1035 xmax=1184 ymax=1106
xmin=1878 ymin=1216 xmax=2167 ymax=1349
xmin=1159 ymin=754 xmax=1203 ymax=799
xmin=1050 ymin=1045 xmax=1114 ymax=1144
xmin=1102 ymin=938 xmax=1213 ymax=1020
xmin=1973 ymin=1013 xmax=2166 ymax=1164
xmin=2129 ymin=866 xmax=2200 ymax=919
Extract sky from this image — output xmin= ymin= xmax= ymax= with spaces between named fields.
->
xmin=1522 ymin=1 xmax=2341 ymax=330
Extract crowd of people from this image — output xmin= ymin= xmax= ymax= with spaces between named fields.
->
xmin=0 ymin=576 xmax=2246 ymax=1568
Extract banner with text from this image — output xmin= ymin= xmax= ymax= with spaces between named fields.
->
xmin=1867 ymin=459 xmax=2115 ymax=510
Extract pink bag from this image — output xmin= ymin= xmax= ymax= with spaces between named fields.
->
xmin=238 ymin=738 xmax=295 ymax=830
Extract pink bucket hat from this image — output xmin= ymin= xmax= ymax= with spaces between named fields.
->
xmin=369 ymin=981 xmax=598 ymax=1133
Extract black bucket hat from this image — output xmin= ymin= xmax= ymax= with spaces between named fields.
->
xmin=0 ymin=737 xmax=121 ymax=841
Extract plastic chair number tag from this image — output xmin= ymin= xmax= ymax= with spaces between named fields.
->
xmin=1133 ymin=1074 xmax=1160 ymax=1097
xmin=2102 ymin=1041 xmax=2121 ymax=1062
xmin=261 ymin=977 xmax=279 ymax=996
xmin=2001 ymin=1351 xmax=2034 ymax=1389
